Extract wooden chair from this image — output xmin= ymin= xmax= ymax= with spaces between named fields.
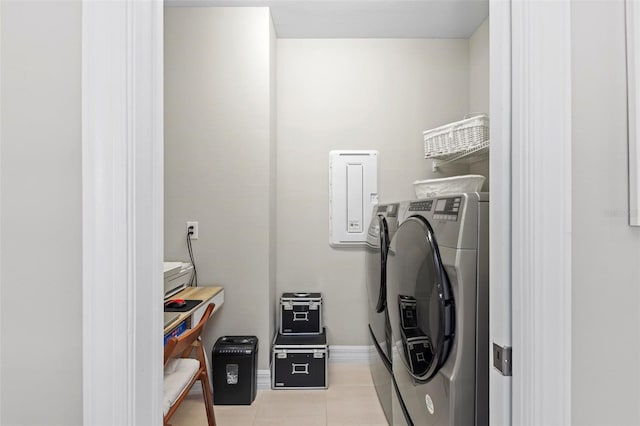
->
xmin=163 ymin=303 xmax=216 ymax=426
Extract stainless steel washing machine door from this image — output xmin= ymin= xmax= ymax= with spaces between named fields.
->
xmin=387 ymin=215 xmax=455 ymax=384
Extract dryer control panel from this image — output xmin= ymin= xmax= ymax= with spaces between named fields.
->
xmin=433 ymin=197 xmax=462 ymax=221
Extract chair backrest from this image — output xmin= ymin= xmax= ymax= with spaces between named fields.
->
xmin=164 ymin=303 xmax=215 ymax=366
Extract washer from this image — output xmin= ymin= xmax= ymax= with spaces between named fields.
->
xmin=386 ymin=193 xmax=489 ymax=426
xmin=365 ymin=203 xmax=399 ymax=423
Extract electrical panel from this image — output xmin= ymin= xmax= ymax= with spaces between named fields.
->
xmin=329 ymin=150 xmax=378 ymax=246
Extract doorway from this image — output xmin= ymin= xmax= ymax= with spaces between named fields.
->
xmin=81 ymin=1 xmax=572 ymax=424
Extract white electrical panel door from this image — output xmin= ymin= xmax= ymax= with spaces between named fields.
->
xmin=329 ymin=150 xmax=378 ymax=246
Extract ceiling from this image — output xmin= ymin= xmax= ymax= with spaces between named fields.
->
xmin=165 ymin=0 xmax=489 ymax=39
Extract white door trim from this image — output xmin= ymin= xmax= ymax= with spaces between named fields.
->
xmin=510 ymin=1 xmax=572 ymax=425
xmin=627 ymin=0 xmax=640 ymax=226
xmin=489 ymin=0 xmax=513 ymax=424
xmin=82 ymin=1 xmax=164 ymax=424
xmin=0 ymin=1 xmax=3 ymax=420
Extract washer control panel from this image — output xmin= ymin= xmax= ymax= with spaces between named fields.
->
xmin=433 ymin=197 xmax=462 ymax=221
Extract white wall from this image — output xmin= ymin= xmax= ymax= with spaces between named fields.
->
xmin=571 ymin=1 xmax=640 ymax=424
xmin=164 ymin=7 xmax=276 ymax=369
xmin=277 ymin=39 xmax=470 ymax=345
xmin=164 ymin=13 xmax=489 ymax=351
xmin=0 ymin=1 xmax=83 ymax=424
xmin=469 ymin=18 xmax=490 ymax=190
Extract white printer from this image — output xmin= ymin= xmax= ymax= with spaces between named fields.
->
xmin=163 ymin=262 xmax=193 ymax=299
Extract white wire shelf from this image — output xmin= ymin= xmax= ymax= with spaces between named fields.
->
xmin=430 ymin=140 xmax=490 ymax=171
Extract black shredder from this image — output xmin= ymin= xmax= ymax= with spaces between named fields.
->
xmin=212 ymin=336 xmax=258 ymax=405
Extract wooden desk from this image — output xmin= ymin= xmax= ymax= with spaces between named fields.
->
xmin=164 ymin=286 xmax=224 ymax=336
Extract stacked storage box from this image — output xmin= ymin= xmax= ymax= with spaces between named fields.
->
xmin=272 ymin=292 xmax=328 ymax=389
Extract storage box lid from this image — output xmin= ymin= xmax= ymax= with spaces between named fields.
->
xmin=273 ymin=329 xmax=327 ymax=348
xmin=281 ymin=292 xmax=322 ymax=301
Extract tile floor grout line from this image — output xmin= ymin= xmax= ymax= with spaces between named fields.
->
xmin=325 ymin=381 xmax=329 ymax=426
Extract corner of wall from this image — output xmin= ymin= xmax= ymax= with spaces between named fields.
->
xmin=165 ymin=7 xmax=279 ymax=371
xmin=468 ymin=16 xmax=490 ymax=190
xmin=268 ymin=8 xmax=278 ymax=347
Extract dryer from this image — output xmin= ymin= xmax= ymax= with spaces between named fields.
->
xmin=365 ymin=203 xmax=399 ymax=423
xmin=387 ymin=193 xmax=489 ymax=426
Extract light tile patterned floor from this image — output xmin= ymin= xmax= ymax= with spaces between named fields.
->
xmin=169 ymin=363 xmax=388 ymax=426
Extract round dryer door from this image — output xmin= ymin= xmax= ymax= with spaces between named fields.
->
xmin=387 ymin=216 xmax=455 ymax=383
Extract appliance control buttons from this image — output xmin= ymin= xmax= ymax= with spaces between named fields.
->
xmin=433 ymin=214 xmax=458 ymax=221
xmin=409 ymin=200 xmax=434 ymax=211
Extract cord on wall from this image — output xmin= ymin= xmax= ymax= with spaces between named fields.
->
xmin=187 ymin=226 xmax=198 ymax=287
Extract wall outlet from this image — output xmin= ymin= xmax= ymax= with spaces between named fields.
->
xmin=186 ymin=221 xmax=199 ymax=239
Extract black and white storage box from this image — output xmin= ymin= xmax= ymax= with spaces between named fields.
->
xmin=271 ymin=329 xmax=328 ymax=389
xmin=280 ymin=292 xmax=322 ymax=335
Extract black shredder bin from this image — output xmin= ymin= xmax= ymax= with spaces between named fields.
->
xmin=212 ymin=336 xmax=258 ymax=405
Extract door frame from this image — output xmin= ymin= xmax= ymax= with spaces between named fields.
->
xmin=490 ymin=0 xmax=573 ymax=424
xmin=81 ymin=1 xmax=572 ymax=423
xmin=488 ymin=0 xmax=513 ymax=423
xmin=81 ymin=0 xmax=164 ymax=424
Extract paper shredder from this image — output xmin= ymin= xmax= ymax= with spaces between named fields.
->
xmin=212 ymin=336 xmax=258 ymax=405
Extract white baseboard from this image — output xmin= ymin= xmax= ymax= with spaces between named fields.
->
xmin=257 ymin=369 xmax=271 ymax=390
xmin=329 ymin=345 xmax=370 ymax=364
